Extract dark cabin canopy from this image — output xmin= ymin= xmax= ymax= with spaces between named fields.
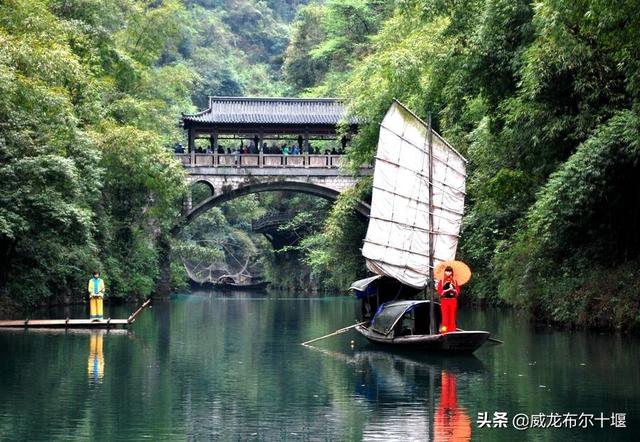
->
xmin=181 ymin=97 xmax=359 ymax=152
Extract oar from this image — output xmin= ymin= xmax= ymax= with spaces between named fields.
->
xmin=301 ymin=321 xmax=368 ymax=346
xmin=456 ymin=327 xmax=504 ymax=344
xmin=127 ymin=299 xmax=152 ymax=324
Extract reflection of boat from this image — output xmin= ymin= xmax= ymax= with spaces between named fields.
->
xmin=189 ymin=275 xmax=270 ymax=291
xmin=352 ymin=101 xmax=491 ymax=353
xmin=349 ymin=349 xmax=475 ymax=441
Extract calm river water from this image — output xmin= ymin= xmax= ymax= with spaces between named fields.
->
xmin=0 ymin=291 xmax=638 ymax=441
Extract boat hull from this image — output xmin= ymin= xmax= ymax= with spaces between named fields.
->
xmin=189 ymin=280 xmax=270 ymax=291
xmin=356 ymin=325 xmax=489 ymax=353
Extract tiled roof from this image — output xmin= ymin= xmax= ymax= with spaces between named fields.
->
xmin=182 ymin=97 xmax=358 ymax=126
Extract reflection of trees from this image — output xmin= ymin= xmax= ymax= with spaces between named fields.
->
xmin=8 ymin=300 xmax=640 ymax=440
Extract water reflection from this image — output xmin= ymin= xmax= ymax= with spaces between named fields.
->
xmin=87 ymin=332 xmax=105 ymax=384
xmin=435 ymin=371 xmax=471 ymax=441
xmin=352 ymin=350 xmax=480 ymax=441
xmin=0 ymin=295 xmax=638 ymax=441
xmin=303 ymin=344 xmax=480 ymax=441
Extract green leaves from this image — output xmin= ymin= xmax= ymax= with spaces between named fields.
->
xmin=280 ymin=0 xmax=640 ymax=329
xmin=0 ymin=0 xmax=193 ymax=303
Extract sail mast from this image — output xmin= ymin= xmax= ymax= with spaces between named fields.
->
xmin=427 ymin=112 xmax=435 ymax=335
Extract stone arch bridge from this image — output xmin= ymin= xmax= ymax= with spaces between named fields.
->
xmin=156 ymin=97 xmax=372 ymax=297
xmin=176 ymin=154 xmax=372 ymax=232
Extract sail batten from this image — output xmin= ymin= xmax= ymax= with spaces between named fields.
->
xmin=362 ymin=101 xmax=466 ymax=289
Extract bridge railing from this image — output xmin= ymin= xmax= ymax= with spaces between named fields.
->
xmin=251 ymin=212 xmax=295 ymax=231
xmin=176 ymin=153 xmax=348 ymax=168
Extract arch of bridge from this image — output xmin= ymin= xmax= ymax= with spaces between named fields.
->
xmin=186 ymin=172 xmax=362 ymax=197
xmin=172 ymin=179 xmax=370 ymax=235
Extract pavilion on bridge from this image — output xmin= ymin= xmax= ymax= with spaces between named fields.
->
xmin=179 ymin=97 xmax=359 ymax=166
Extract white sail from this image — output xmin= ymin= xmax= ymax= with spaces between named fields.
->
xmin=362 ymin=101 xmax=466 ymax=289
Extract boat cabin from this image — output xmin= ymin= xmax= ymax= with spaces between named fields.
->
xmin=350 ymin=275 xmax=422 ymax=321
xmin=370 ymin=300 xmax=442 ymax=338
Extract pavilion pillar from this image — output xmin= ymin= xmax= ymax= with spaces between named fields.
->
xmin=188 ymin=127 xmax=195 ymax=165
xmin=259 ymin=128 xmax=264 ymax=168
xmin=303 ymin=128 xmax=310 ymax=168
xmin=211 ymin=128 xmax=218 ymax=166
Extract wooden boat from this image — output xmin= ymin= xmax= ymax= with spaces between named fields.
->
xmin=0 ymin=299 xmax=151 ymax=330
xmin=355 ymin=300 xmax=489 ymax=353
xmin=351 ymin=100 xmax=492 ymax=353
xmin=215 ymin=280 xmax=269 ymax=291
xmin=189 ymin=279 xmax=269 ymax=291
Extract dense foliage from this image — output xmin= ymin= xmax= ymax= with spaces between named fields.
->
xmin=284 ymin=0 xmax=640 ymax=329
xmin=0 ymin=0 xmax=302 ymax=309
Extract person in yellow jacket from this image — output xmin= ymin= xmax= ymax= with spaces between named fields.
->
xmin=88 ymin=271 xmax=105 ymax=321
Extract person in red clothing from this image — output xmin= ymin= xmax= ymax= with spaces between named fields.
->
xmin=437 ymin=266 xmax=459 ymax=333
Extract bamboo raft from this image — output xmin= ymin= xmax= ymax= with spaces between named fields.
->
xmin=0 ymin=299 xmax=151 ymax=330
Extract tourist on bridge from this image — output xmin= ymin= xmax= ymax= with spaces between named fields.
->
xmin=88 ymin=271 xmax=105 ymax=321
xmin=437 ymin=266 xmax=459 ymax=333
xmin=283 ymin=145 xmax=290 ymax=155
xmin=293 ymin=145 xmax=300 ymax=155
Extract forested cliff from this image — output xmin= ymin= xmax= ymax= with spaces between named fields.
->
xmin=0 ymin=0 xmax=301 ymax=308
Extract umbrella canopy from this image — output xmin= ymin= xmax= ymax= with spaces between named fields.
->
xmin=434 ymin=260 xmax=472 ymax=285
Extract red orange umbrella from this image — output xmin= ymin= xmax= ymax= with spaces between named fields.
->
xmin=434 ymin=260 xmax=472 ymax=286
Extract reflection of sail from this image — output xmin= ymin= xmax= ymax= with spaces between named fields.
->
xmin=88 ymin=332 xmax=104 ymax=383
xmin=434 ymin=372 xmax=471 ymax=442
